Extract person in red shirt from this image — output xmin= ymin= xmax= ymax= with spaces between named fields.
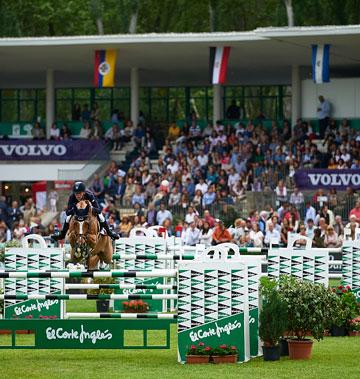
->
xmin=349 ymin=201 xmax=360 ymax=222
xmin=212 ymin=219 xmax=232 ymax=245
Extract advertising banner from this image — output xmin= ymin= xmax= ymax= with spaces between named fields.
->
xmin=294 ymin=169 xmax=360 ymax=190
xmin=0 ymin=140 xmax=108 ymax=161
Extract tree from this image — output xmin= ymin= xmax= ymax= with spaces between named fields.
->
xmin=283 ymin=0 xmax=294 ymax=26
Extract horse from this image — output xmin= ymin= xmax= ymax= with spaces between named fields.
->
xmin=67 ymin=200 xmax=113 ymax=270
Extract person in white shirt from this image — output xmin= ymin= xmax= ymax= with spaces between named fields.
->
xmin=185 ymin=206 xmax=198 ymax=224
xmin=50 ymin=123 xmax=60 ymax=140
xmin=264 ymin=222 xmax=280 ymax=246
xmin=197 ymin=150 xmax=209 ymax=167
xmin=195 ymin=178 xmax=208 ymax=195
xmin=79 ymin=122 xmax=92 ymax=139
xmin=304 ymin=202 xmax=316 ymax=223
xmin=156 ymin=203 xmax=173 ymax=226
xmin=227 ymin=168 xmax=240 ymax=188
xmin=166 ymin=158 xmax=179 ymax=175
xmin=249 ymin=223 xmax=263 ymax=248
xmin=199 ymin=221 xmax=213 ymax=247
xmin=182 ymin=222 xmax=200 ymax=246
xmin=317 ymin=95 xmax=330 ymax=138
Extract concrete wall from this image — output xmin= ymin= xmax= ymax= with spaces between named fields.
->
xmin=302 ymin=78 xmax=360 ymax=118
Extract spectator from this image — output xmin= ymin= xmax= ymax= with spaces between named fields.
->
xmin=185 ymin=206 xmax=197 ymax=224
xmin=249 ymin=222 xmax=264 ymax=247
xmin=334 ymin=215 xmax=344 ymax=237
xmin=349 ymin=200 xmax=360 ymax=222
xmin=119 ymin=216 xmax=132 ymax=237
xmin=182 ymin=221 xmax=200 ymax=246
xmin=8 ymin=201 xmax=22 ymax=227
xmin=226 ymin=100 xmax=241 ymax=119
xmin=168 ymin=123 xmax=181 ymax=141
xmin=312 ymin=228 xmax=325 ymax=248
xmin=199 ymin=221 xmax=213 ymax=247
xmin=123 ymin=178 xmax=136 ymax=206
xmin=81 ymin=104 xmax=91 ymax=122
xmin=60 ymin=123 xmax=72 ymax=139
xmin=275 ymin=180 xmax=287 ymax=204
xmin=324 ymin=225 xmax=341 ymax=248
xmin=264 ymin=222 xmax=280 ymax=246
xmin=91 ymin=174 xmax=105 ymax=202
xmin=72 ymin=103 xmax=81 ymax=121
xmin=0 ymin=221 xmax=11 ymax=242
xmin=168 ymin=188 xmax=181 ymax=208
xmin=289 ymin=187 xmax=304 ymax=209
xmin=49 ymin=123 xmax=60 ymax=140
xmin=202 ymin=186 xmax=216 ymax=207
xmin=32 ymin=122 xmax=45 ymax=140
xmin=156 ymin=203 xmax=172 ymax=226
xmin=79 ymin=122 xmax=92 ymax=139
xmin=105 ymin=124 xmax=121 ymax=151
xmin=212 ymin=219 xmax=232 ymax=245
xmin=145 ymin=203 xmax=157 ymax=226
xmin=195 ymin=178 xmax=208 ymax=195
xmin=131 ymin=185 xmax=145 ymax=207
xmin=92 ymin=121 xmax=104 ymax=140
xmin=317 ymin=95 xmax=330 ymax=138
xmin=304 ymin=201 xmax=316 ymax=223
xmin=306 ymin=218 xmax=316 ymax=239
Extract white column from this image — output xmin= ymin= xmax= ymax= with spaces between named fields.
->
xmin=213 ymin=84 xmax=222 ymax=126
xmin=130 ymin=67 xmax=139 ymax=127
xmin=46 ymin=69 xmax=55 ymax=139
xmin=291 ymin=65 xmax=301 ymax=130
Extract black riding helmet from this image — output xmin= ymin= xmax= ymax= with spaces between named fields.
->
xmin=73 ymin=181 xmax=86 ymax=193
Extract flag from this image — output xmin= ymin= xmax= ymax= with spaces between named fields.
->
xmin=93 ymin=49 xmax=117 ymax=87
xmin=312 ymin=44 xmax=330 ymax=84
xmin=209 ymin=46 xmax=231 ymax=85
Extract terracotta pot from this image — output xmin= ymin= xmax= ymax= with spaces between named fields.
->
xmin=348 ymin=331 xmax=360 ymax=336
xmin=288 ymin=339 xmax=313 ymax=360
xmin=186 ymin=355 xmax=210 ymax=364
xmin=212 ymin=355 xmax=238 ymax=364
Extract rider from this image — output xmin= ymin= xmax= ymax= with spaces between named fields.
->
xmin=51 ymin=181 xmax=119 ymax=241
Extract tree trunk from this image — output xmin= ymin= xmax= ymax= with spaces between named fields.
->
xmin=96 ymin=18 xmax=104 ymax=35
xmin=128 ymin=0 xmax=139 ymax=34
xmin=284 ymin=0 xmax=294 ymax=27
xmin=209 ymin=1 xmax=215 ymax=32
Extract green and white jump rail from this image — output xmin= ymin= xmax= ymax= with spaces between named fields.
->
xmin=65 ymin=312 xmax=178 ymax=319
xmin=65 ymin=283 xmax=177 ymax=290
xmin=0 ymin=294 xmax=178 ymax=301
xmin=112 ymin=253 xmax=195 ymax=260
xmin=0 ymin=269 xmax=177 ymax=279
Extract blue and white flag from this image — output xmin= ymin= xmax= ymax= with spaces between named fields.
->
xmin=312 ymin=44 xmax=330 ymax=84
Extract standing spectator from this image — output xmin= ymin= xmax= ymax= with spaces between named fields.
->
xmin=131 ymin=185 xmax=145 ymax=207
xmin=81 ymin=104 xmax=91 ymax=122
xmin=0 ymin=196 xmax=9 ymax=225
xmin=289 ymin=187 xmax=304 ymax=210
xmin=182 ymin=221 xmax=200 ymax=246
xmin=156 ymin=203 xmax=173 ymax=226
xmin=168 ymin=123 xmax=181 ymax=141
xmin=249 ymin=223 xmax=264 ymax=247
xmin=317 ymin=95 xmax=330 ymax=138
xmin=168 ymin=188 xmax=181 ymax=208
xmin=202 ymin=186 xmax=216 ymax=207
xmin=113 ymin=176 xmax=126 ymax=206
xmin=123 ymin=178 xmax=136 ymax=206
xmin=145 ymin=203 xmax=157 ymax=226
xmin=212 ymin=219 xmax=232 ymax=245
xmin=275 ymin=180 xmax=287 ymax=204
xmin=304 ymin=201 xmax=316 ymax=223
xmin=48 ymin=190 xmax=59 ymax=212
xmin=349 ymin=201 xmax=360 ymax=222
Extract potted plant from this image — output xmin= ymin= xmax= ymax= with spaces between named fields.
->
xmin=186 ymin=342 xmax=212 ymax=364
xmin=278 ymin=276 xmax=338 ymax=360
xmin=87 ymin=277 xmax=116 ymax=312
xmin=122 ymin=300 xmax=149 ymax=313
xmin=211 ymin=344 xmax=238 ymax=363
xmin=259 ymin=278 xmax=288 ymax=361
xmin=348 ymin=317 xmax=360 ymax=336
xmin=330 ymin=286 xmax=359 ymax=336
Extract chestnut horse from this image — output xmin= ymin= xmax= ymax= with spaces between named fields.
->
xmin=67 ymin=200 xmax=113 ymax=269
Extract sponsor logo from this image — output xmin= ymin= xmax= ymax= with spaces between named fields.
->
xmin=0 ymin=144 xmax=67 ymax=157
xmin=307 ymin=173 xmax=360 ymax=187
xmin=189 ymin=319 xmax=242 ymax=342
xmin=46 ymin=324 xmax=112 ymax=344
xmin=14 ymin=299 xmax=59 ymax=316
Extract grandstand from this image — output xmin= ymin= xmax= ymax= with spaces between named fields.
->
xmin=1 ymin=25 xmax=360 ymax=248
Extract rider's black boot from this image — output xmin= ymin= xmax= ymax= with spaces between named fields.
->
xmin=100 ymin=221 xmax=120 ymax=240
xmin=51 ymin=222 xmax=69 ymax=241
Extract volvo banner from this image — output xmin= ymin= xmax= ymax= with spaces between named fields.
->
xmin=0 ymin=140 xmax=109 ymax=161
xmin=294 ymin=169 xmax=360 ymax=190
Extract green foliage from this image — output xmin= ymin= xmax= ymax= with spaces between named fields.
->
xmin=259 ymin=278 xmax=288 ymax=346
xmin=331 ymin=286 xmax=360 ymax=328
xmin=0 ymin=0 xmax=359 ymax=37
xmin=211 ymin=344 xmax=238 ymax=356
xmin=0 ymin=240 xmax=22 ymax=262
xmin=278 ymin=276 xmax=339 ymax=341
xmin=86 ymin=277 xmax=116 ymax=295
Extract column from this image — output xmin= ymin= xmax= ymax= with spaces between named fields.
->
xmin=130 ymin=67 xmax=139 ymax=127
xmin=291 ymin=65 xmax=301 ymax=131
xmin=46 ymin=69 xmax=55 ymax=139
xmin=213 ymin=84 xmax=222 ymax=126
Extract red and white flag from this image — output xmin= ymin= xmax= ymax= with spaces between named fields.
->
xmin=210 ymin=46 xmax=231 ymax=84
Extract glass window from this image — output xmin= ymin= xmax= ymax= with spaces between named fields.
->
xmin=262 ymin=98 xmax=278 ymax=119
xmin=19 ymin=89 xmax=35 ymax=100
xmin=74 ymin=88 xmax=91 ymax=99
xmin=244 ymin=86 xmax=260 ymax=96
xmin=113 ymin=88 xmax=130 ymax=98
xmin=169 ymin=97 xmax=186 ymax=121
xmin=19 ymin=101 xmax=35 ymax=121
xmin=56 ymin=100 xmax=72 ymax=120
xmin=96 ymin=101 xmax=111 ymax=120
xmin=152 ymin=87 xmax=168 ymax=98
xmin=1 ymin=100 xmax=17 ymax=122
xmin=151 ymin=99 xmax=167 ymax=121
xmin=56 ymin=89 xmax=72 ymax=99
xmin=283 ymin=96 xmax=292 ymax=120
xmin=244 ymin=98 xmax=261 ymax=119
xmin=113 ymin=99 xmax=130 ymax=118
xmin=95 ymin=88 xmax=111 ymax=99
xmin=2 ymin=89 xmax=17 ymax=99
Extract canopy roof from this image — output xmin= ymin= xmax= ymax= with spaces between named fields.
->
xmin=0 ymin=25 xmax=360 ymax=87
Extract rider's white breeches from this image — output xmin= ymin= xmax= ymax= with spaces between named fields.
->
xmin=66 ymin=213 xmax=105 ymax=223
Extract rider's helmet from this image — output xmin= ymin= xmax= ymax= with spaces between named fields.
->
xmin=73 ymin=181 xmax=86 ymax=194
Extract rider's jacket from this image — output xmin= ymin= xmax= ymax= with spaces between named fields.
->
xmin=66 ymin=190 xmax=101 ymax=216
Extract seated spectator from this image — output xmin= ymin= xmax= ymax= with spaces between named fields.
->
xmin=119 ymin=216 xmax=132 ymax=237
xmin=312 ymin=228 xmax=325 ymax=248
xmin=92 ymin=120 xmax=104 ymax=140
xmin=334 ymin=215 xmax=344 ymax=237
xmin=289 ymin=187 xmax=304 ymax=210
xmin=168 ymin=123 xmax=181 ymax=141
xmin=212 ymin=219 xmax=232 ymax=245
xmin=349 ymin=201 xmax=360 ymax=222
xmin=306 ymin=218 xmax=315 ymax=239
xmin=280 ymin=218 xmax=290 ymax=245
xmin=249 ymin=222 xmax=264 ymax=247
xmin=156 ymin=203 xmax=172 ymax=226
xmin=79 ymin=122 xmax=92 ymax=139
xmin=50 ymin=123 xmax=60 ymax=140
xmin=264 ymin=222 xmax=280 ymax=246
xmin=203 ymin=209 xmax=215 ymax=228
xmin=105 ymin=124 xmax=121 ymax=150
xmin=185 ymin=206 xmax=198 ymax=224
xmin=324 ymin=225 xmax=341 ymax=248
xmin=182 ymin=221 xmax=200 ymax=246
xmin=32 ymin=122 xmax=45 ymax=140
xmin=168 ymin=188 xmax=181 ymax=208
xmin=275 ymin=180 xmax=287 ymax=204
xmin=123 ymin=178 xmax=136 ymax=206
xmin=91 ymin=174 xmax=105 ymax=202
xmin=0 ymin=221 xmax=11 ymax=242
xmin=199 ymin=221 xmax=213 ymax=247
xmin=202 ymin=186 xmax=216 ymax=207
xmin=131 ymin=185 xmax=145 ymax=207
xmin=145 ymin=203 xmax=157 ymax=226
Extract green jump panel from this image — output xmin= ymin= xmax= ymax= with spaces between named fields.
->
xmin=0 ymin=319 xmax=172 ymax=349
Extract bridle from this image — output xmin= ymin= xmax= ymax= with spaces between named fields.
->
xmin=72 ymin=204 xmax=95 ymax=261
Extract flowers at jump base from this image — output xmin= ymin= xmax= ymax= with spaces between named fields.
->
xmin=186 ymin=343 xmax=238 ymax=356
xmin=122 ymin=300 xmax=149 ymax=312
xmin=349 ymin=317 xmax=360 ymax=332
